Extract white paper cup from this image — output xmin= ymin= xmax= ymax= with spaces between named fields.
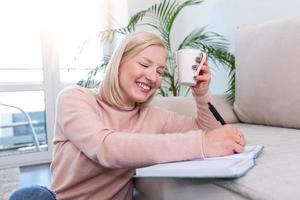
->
xmin=176 ymin=49 xmax=207 ymax=86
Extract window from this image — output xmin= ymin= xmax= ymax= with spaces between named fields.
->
xmin=0 ymin=91 xmax=47 ymax=156
xmin=55 ymin=0 xmax=105 ymax=84
xmin=0 ymin=0 xmax=54 ymax=167
xmin=0 ymin=0 xmax=129 ymax=168
xmin=56 ymin=0 xmax=129 ymax=85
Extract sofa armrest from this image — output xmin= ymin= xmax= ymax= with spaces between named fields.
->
xmin=151 ymin=95 xmax=239 ymax=124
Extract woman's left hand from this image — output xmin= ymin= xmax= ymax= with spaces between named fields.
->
xmin=192 ymin=54 xmax=211 ymax=96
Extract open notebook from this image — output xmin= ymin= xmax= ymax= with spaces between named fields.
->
xmin=135 ymin=145 xmax=264 ymax=178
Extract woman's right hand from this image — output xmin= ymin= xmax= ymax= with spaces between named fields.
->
xmin=204 ymin=125 xmax=246 ymax=157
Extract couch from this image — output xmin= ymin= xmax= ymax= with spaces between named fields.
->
xmin=134 ymin=16 xmax=300 ymax=200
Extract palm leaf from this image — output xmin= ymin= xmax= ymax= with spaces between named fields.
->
xmin=163 ymin=0 xmax=203 ymax=32
xmin=177 ymin=27 xmax=235 ymax=100
xmin=100 ymin=10 xmax=148 ymax=41
xmin=127 ymin=10 xmax=148 ymax=30
xmin=225 ymin=55 xmax=235 ymax=103
xmin=148 ymin=0 xmax=203 ymax=49
xmin=226 ymin=72 xmax=235 ymax=103
xmin=79 ymin=0 xmax=236 ymax=102
xmin=77 ymin=55 xmax=110 ymax=88
xmin=178 ymin=27 xmax=228 ymax=51
xmin=100 ymin=0 xmax=204 ymax=49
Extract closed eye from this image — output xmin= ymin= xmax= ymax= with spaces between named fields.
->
xmin=156 ymin=70 xmax=164 ymax=76
xmin=139 ymin=62 xmax=149 ymax=68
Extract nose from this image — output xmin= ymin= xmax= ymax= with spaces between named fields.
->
xmin=145 ymin=68 xmax=157 ymax=83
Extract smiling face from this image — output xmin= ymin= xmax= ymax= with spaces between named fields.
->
xmin=118 ymin=45 xmax=167 ymax=106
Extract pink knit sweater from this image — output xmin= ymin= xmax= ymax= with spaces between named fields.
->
xmin=50 ymin=85 xmax=220 ymax=200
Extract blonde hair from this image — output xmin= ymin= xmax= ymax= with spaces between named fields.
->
xmin=99 ymin=31 xmax=166 ymax=108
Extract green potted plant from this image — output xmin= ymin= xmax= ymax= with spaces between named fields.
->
xmin=78 ymin=0 xmax=235 ymax=102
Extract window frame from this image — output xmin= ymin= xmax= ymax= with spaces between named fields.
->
xmin=0 ymin=30 xmax=61 ymax=169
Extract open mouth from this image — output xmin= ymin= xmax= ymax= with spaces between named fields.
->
xmin=136 ymin=81 xmax=152 ymax=92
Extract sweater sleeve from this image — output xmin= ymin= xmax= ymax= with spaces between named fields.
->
xmin=55 ymin=87 xmax=205 ymax=169
xmin=161 ymin=90 xmax=221 ymax=134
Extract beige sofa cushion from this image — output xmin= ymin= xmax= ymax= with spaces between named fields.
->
xmin=214 ymin=123 xmax=300 ymax=200
xmin=135 ymin=123 xmax=300 ymax=200
xmin=234 ymin=17 xmax=300 ymax=129
xmin=152 ymin=95 xmax=239 ymax=124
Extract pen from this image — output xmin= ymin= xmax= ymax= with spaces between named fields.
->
xmin=208 ymin=102 xmax=226 ymax=125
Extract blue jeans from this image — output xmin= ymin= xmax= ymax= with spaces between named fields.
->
xmin=9 ymin=186 xmax=56 ymax=200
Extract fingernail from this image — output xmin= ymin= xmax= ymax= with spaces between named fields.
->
xmin=192 ymin=65 xmax=198 ymax=70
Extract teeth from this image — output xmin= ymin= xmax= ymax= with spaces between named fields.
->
xmin=137 ymin=82 xmax=151 ymax=90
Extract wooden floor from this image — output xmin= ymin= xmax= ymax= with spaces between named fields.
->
xmin=20 ymin=163 xmax=52 ymax=188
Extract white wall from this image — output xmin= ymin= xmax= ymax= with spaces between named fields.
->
xmin=127 ymin=0 xmax=300 ymax=95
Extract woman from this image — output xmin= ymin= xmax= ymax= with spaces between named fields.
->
xmin=50 ymin=31 xmax=246 ymax=199
xmin=10 ymin=31 xmax=245 ymax=200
